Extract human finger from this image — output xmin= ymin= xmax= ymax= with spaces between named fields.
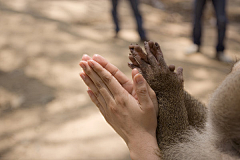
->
xmin=132 ymin=68 xmax=139 ymax=78
xmin=132 ymin=69 xmax=156 ymax=103
xmin=92 ymin=54 xmax=133 ymax=93
xmin=80 ymin=72 xmax=107 ymax=108
xmin=131 ymin=69 xmax=140 ymax=100
xmin=132 ymin=69 xmax=156 ymax=107
xmin=146 ymin=83 xmax=158 ymax=116
xmin=80 ymin=61 xmax=115 ymax=105
xmin=87 ymin=60 xmax=127 ymax=97
xmin=87 ymin=89 xmax=106 ymax=116
xmin=81 ymin=54 xmax=92 ymax=61
xmin=133 ymin=73 xmax=154 ymax=110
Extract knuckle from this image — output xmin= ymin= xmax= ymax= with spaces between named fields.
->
xmin=85 ymin=68 xmax=91 ymax=75
xmin=107 ymin=101 xmax=115 ymax=109
xmin=115 ymin=96 xmax=127 ymax=107
xmin=144 ymin=101 xmax=152 ymax=108
xmin=112 ymin=68 xmax=119 ymax=76
xmin=102 ymin=75 xmax=112 ymax=84
xmin=93 ymin=90 xmax=100 ymax=98
xmin=95 ymin=81 xmax=102 ymax=89
xmin=145 ymin=104 xmax=154 ymax=111
xmin=137 ymin=87 xmax=147 ymax=96
xmin=109 ymin=106 xmax=118 ymax=113
xmin=95 ymin=102 xmax=101 ymax=108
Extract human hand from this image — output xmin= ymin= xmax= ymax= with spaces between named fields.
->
xmin=81 ymin=54 xmax=135 ymax=96
xmin=79 ymin=58 xmax=160 ymax=159
xmin=79 ymin=59 xmax=158 ymax=143
xmin=81 ymin=54 xmax=158 ymax=116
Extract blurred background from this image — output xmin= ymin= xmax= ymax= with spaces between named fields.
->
xmin=0 ymin=0 xmax=239 ymax=159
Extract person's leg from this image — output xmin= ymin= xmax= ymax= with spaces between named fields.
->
xmin=212 ymin=0 xmax=227 ymax=53
xmin=193 ymin=0 xmax=207 ymax=47
xmin=129 ymin=0 xmax=148 ymax=41
xmin=186 ymin=0 xmax=206 ymax=54
xmin=111 ymin=0 xmax=120 ymax=35
xmin=212 ymin=0 xmax=232 ymax=62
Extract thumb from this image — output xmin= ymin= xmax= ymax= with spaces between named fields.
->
xmin=133 ymin=73 xmax=152 ymax=109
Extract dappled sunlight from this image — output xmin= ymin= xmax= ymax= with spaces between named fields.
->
xmin=45 ymin=92 xmax=89 ymax=115
xmin=118 ymin=29 xmax=139 ymax=42
xmin=0 ymin=49 xmax=24 ymax=72
xmin=0 ymin=87 xmax=24 ymax=111
xmin=0 ymin=108 xmax=40 ymax=135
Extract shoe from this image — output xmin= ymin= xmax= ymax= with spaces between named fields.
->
xmin=185 ymin=44 xmax=200 ymax=55
xmin=216 ymin=52 xmax=233 ymax=63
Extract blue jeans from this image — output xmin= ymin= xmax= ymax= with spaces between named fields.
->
xmin=193 ymin=0 xmax=227 ymax=52
xmin=111 ymin=0 xmax=147 ymax=40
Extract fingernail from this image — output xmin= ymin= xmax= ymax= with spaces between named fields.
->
xmin=133 ymin=68 xmax=139 ymax=73
xmin=136 ymin=75 xmax=144 ymax=84
xmin=93 ymin=55 xmax=100 ymax=61
xmin=80 ymin=63 xmax=86 ymax=70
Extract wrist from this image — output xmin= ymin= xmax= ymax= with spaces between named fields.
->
xmin=127 ymin=132 xmax=160 ymax=160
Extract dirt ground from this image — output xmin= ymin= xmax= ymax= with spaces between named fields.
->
xmin=0 ymin=0 xmax=240 ymax=159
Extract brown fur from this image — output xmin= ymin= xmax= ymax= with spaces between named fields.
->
xmin=128 ymin=41 xmax=240 ymax=159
